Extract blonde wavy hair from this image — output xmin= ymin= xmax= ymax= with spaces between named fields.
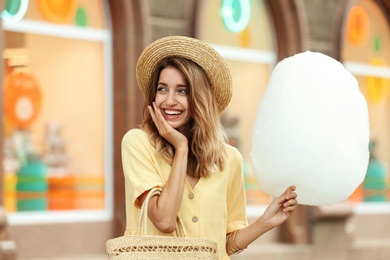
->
xmin=141 ymin=57 xmax=228 ymax=177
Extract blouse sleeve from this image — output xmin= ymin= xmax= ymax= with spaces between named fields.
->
xmin=226 ymin=147 xmax=248 ymax=233
xmin=121 ymin=129 xmax=164 ymax=207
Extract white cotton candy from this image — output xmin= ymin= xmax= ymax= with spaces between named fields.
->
xmin=251 ymin=51 xmax=370 ymax=206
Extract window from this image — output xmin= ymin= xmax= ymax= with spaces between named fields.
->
xmin=2 ymin=0 xmax=113 ymax=224
xmin=342 ymin=0 xmax=390 ymax=212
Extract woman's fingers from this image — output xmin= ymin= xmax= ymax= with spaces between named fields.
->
xmin=285 ymin=185 xmax=296 ymax=194
xmin=275 ymin=186 xmax=297 ymax=202
xmin=152 ymin=102 xmax=164 ymax=122
xmin=149 ymin=102 xmax=168 ymax=131
xmin=274 ymin=186 xmax=297 ymax=212
xmin=283 ymin=198 xmax=297 ymax=208
xmin=282 ymin=186 xmax=297 ymax=213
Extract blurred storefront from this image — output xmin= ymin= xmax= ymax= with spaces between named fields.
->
xmin=1 ymin=0 xmax=116 ymax=258
xmin=0 ymin=0 xmax=390 ymax=259
xmin=342 ymin=0 xmax=390 ymax=204
xmin=2 ymin=0 xmax=110 ymax=217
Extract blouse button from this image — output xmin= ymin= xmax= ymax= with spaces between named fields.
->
xmin=192 ymin=216 xmax=198 ymax=223
xmin=188 ymin=192 xmax=194 ymax=199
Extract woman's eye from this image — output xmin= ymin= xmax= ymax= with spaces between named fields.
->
xmin=157 ymin=86 xmax=167 ymax=92
xmin=178 ymin=88 xmax=188 ymax=94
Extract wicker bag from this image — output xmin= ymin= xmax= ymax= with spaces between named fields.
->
xmin=106 ymin=187 xmax=218 ymax=259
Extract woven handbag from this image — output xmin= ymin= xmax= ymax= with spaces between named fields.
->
xmin=106 ymin=187 xmax=218 ymax=259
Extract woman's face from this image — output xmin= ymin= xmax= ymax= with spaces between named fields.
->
xmin=155 ymin=66 xmax=192 ymax=133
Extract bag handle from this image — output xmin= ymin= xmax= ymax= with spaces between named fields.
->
xmin=137 ymin=187 xmax=188 ymax=237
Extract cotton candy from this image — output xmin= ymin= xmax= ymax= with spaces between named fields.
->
xmin=251 ymin=51 xmax=370 ymax=206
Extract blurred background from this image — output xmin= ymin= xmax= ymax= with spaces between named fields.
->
xmin=0 ymin=0 xmax=389 ymax=259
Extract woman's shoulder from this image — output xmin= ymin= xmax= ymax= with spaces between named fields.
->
xmin=223 ymin=143 xmax=243 ymax=161
xmin=122 ymin=128 xmax=149 ymax=145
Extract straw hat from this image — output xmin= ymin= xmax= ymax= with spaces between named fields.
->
xmin=136 ymin=36 xmax=232 ymax=113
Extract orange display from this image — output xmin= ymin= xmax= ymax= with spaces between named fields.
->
xmin=36 ymin=0 xmax=78 ymax=24
xmin=239 ymin=27 xmax=251 ymax=48
xmin=366 ymin=58 xmax=390 ymax=103
xmin=3 ymin=71 xmax=42 ymax=129
xmin=346 ymin=5 xmax=370 ymax=46
xmin=47 ymin=176 xmax=75 ymax=210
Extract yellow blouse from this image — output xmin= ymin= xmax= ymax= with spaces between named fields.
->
xmin=122 ymin=128 xmax=248 ymax=259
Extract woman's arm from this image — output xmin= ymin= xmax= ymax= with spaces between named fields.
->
xmin=138 ymin=103 xmax=189 ymax=233
xmin=227 ymin=186 xmax=298 ymax=255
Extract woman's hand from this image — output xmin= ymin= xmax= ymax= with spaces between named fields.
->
xmin=227 ymin=186 xmax=298 ymax=252
xmin=261 ymin=186 xmax=298 ymax=229
xmin=228 ymin=186 xmax=297 ymax=252
xmin=148 ymin=102 xmax=188 ymax=149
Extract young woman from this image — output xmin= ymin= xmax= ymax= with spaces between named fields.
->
xmin=122 ymin=36 xmax=297 ymax=259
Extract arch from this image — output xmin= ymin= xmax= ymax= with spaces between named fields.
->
xmin=376 ymin=0 xmax=390 ymax=22
xmin=107 ymin=0 xmax=145 ymax=236
xmin=265 ymin=0 xmax=308 ymax=60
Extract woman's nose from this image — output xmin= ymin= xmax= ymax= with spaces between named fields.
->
xmin=165 ymin=91 xmax=177 ymax=104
